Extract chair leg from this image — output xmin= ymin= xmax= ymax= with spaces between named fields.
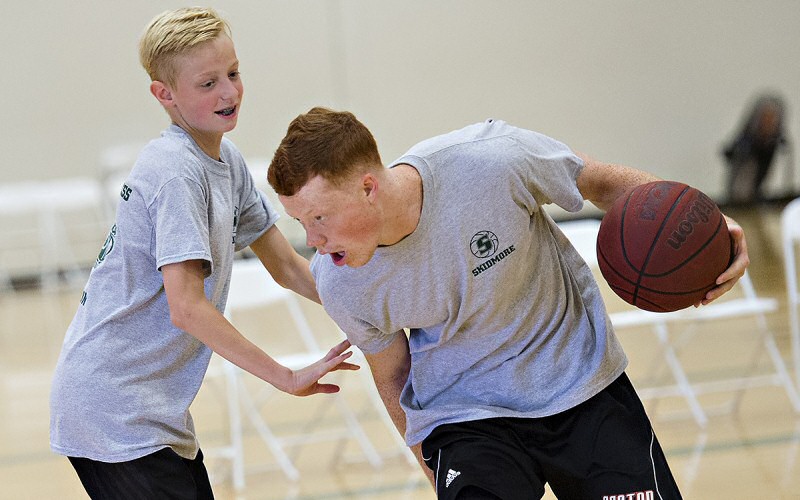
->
xmin=223 ymin=362 xmax=246 ymax=491
xmin=238 ymin=383 xmax=301 ymax=481
xmin=351 ymin=347 xmax=418 ymax=466
xmin=790 ymin=301 xmax=800 ymax=390
xmin=725 ymin=318 xmax=771 ymax=416
xmin=332 ymin=394 xmax=383 ymax=468
xmin=683 ymin=431 xmax=708 ymax=486
xmin=366 ymin=387 xmax=417 ymax=466
xmin=286 ymin=297 xmax=321 ymax=351
xmin=780 ymin=421 xmax=800 ymax=488
xmin=653 ymin=322 xmax=708 ymax=427
xmin=762 ymin=332 xmax=800 ymax=412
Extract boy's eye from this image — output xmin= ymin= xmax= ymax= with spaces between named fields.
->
xmin=201 ymin=80 xmax=215 ymax=88
xmin=229 ymin=71 xmax=240 ymax=79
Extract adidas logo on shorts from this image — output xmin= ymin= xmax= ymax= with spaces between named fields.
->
xmin=445 ymin=469 xmax=461 ymax=488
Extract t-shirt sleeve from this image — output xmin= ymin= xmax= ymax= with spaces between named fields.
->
xmin=332 ymin=314 xmax=395 ymax=355
xmin=226 ymin=148 xmax=280 ymax=251
xmin=509 ymin=126 xmax=585 ymax=213
xmin=151 ymin=176 xmax=213 ymax=274
xmin=310 ymin=254 xmax=397 ymax=354
xmin=235 ymin=190 xmax=279 ymax=252
xmin=234 ymin=174 xmax=279 ymax=252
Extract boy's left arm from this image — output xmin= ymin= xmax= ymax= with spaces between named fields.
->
xmin=248 ymin=225 xmax=320 ymax=304
xmin=575 ymin=153 xmax=749 ymax=304
xmin=162 ymin=260 xmax=356 ymax=395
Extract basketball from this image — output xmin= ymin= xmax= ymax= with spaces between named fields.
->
xmin=596 ymin=180 xmax=733 ymax=312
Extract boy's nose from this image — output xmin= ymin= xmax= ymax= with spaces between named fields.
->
xmin=220 ymin=80 xmax=240 ymax=100
xmin=306 ymin=230 xmax=326 ymax=249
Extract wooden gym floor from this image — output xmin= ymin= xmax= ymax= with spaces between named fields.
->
xmin=1 ymin=204 xmax=798 ymax=499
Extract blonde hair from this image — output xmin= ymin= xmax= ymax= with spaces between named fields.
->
xmin=139 ymin=7 xmax=231 ymax=86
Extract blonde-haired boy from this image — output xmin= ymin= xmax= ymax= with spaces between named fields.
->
xmin=139 ymin=7 xmax=232 ymax=87
xmin=50 ymin=8 xmax=356 ymax=498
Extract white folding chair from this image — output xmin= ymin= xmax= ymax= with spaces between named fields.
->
xmin=557 ymin=217 xmax=800 ymax=428
xmin=337 ymin=328 xmax=419 ymax=467
xmin=782 ymin=197 xmax=800 ymax=388
xmin=203 ymin=257 xmax=385 ymax=490
xmin=0 ymin=178 xmax=108 ymax=360
xmin=554 ymin=218 xmax=601 ymax=268
xmin=609 ymin=273 xmax=800 ymax=427
xmin=0 ymin=178 xmax=106 ymax=292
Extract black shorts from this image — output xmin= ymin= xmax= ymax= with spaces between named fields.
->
xmin=68 ymin=447 xmax=214 ymax=500
xmin=421 ymin=373 xmax=682 ymax=500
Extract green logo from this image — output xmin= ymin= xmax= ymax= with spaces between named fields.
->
xmin=232 ymin=206 xmax=239 ymax=244
xmin=96 ymin=224 xmax=117 ymax=266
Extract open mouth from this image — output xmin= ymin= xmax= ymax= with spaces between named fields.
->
xmin=331 ymin=251 xmax=346 ymax=266
xmin=215 ymin=106 xmax=236 ymax=117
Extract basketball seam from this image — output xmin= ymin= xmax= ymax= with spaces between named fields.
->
xmin=618 ymin=192 xmax=637 ymax=272
xmin=601 ymin=261 xmax=717 ymax=296
xmin=628 ymin=184 xmax=691 ymax=306
xmin=638 ymin=213 xmax=727 ymax=278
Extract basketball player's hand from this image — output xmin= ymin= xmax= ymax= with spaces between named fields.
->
xmin=698 ymin=216 xmax=749 ymax=306
xmin=288 ymin=339 xmax=360 ymax=396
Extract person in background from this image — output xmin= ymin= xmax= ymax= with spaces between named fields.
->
xmin=723 ymin=93 xmax=790 ymax=205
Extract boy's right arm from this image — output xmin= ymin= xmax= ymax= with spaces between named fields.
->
xmin=365 ymin=331 xmax=435 ymax=488
xmin=161 ymin=259 xmax=357 ymax=395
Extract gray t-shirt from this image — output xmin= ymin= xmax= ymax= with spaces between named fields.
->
xmin=311 ymin=119 xmax=626 ymax=446
xmin=50 ymin=124 xmax=278 ymax=461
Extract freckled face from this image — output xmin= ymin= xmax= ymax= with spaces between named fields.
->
xmin=168 ymin=35 xmax=243 ymax=141
xmin=280 ymin=175 xmax=381 ymax=268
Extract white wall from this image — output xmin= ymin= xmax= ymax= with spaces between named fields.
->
xmin=2 ymin=0 xmax=799 ymax=200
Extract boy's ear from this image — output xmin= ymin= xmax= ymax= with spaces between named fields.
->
xmin=362 ymin=172 xmax=378 ymax=202
xmin=150 ymin=81 xmax=174 ymax=107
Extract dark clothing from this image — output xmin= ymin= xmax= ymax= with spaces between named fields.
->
xmin=422 ymin=373 xmax=681 ymax=500
xmin=68 ymin=448 xmax=214 ymax=500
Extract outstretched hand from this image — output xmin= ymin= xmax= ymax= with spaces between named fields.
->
xmin=288 ymin=339 xmax=360 ymax=396
xmin=697 ymin=216 xmax=750 ymax=306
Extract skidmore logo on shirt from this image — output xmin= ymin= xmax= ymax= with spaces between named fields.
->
xmin=469 ymin=230 xmax=515 ymax=277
